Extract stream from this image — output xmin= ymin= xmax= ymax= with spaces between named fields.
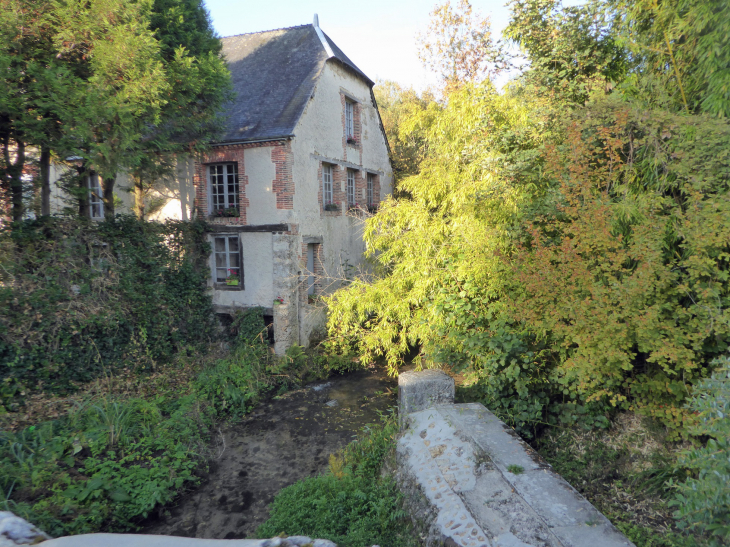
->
xmin=138 ymin=368 xmax=399 ymax=539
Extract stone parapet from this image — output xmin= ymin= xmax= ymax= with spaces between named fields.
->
xmin=396 ymin=371 xmax=635 ymax=547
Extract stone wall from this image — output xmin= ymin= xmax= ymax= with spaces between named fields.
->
xmin=396 ymin=370 xmax=636 ymax=547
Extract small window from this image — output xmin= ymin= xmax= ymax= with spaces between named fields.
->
xmin=213 ymin=234 xmax=243 ymax=288
xmin=322 ymin=164 xmax=333 ymax=205
xmin=367 ymin=173 xmax=374 ymax=206
xmin=345 ymin=100 xmax=355 ymax=139
xmin=347 ymin=169 xmax=356 ymax=207
xmin=87 ymin=173 xmax=104 ymax=220
xmin=209 ymin=163 xmax=238 ymax=216
xmin=307 ymin=243 xmax=316 ymax=295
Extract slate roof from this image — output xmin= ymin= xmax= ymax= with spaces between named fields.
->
xmin=217 ymin=24 xmax=373 ymax=144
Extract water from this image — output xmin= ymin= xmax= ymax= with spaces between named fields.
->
xmin=138 ymin=368 xmax=398 ymax=539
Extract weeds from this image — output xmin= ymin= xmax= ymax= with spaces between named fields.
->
xmin=257 ymin=409 xmax=415 ymax=547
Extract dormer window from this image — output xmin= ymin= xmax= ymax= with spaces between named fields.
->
xmin=208 ymin=163 xmax=239 ymax=216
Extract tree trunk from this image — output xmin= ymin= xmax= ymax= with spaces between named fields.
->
xmin=102 ymin=176 xmax=115 ymax=218
xmin=134 ymin=180 xmax=145 ymax=220
xmin=40 ymin=145 xmax=51 ymax=216
xmin=9 ymin=139 xmax=26 ymax=222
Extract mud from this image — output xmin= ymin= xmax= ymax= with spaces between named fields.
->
xmin=138 ymin=368 xmax=398 ymax=540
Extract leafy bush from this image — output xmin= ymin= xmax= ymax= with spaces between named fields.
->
xmin=0 ymin=216 xmax=216 ymax=410
xmin=671 ymin=357 xmax=730 ymax=545
xmin=0 ymin=307 xmax=301 ymax=537
xmin=257 ymin=411 xmax=413 ymax=547
xmin=0 ymin=394 xmax=215 ymax=536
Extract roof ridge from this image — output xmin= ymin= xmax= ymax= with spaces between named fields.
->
xmin=221 ymin=23 xmax=311 ymax=39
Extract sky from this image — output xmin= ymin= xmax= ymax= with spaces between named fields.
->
xmin=203 ymin=0 xmax=518 ymax=92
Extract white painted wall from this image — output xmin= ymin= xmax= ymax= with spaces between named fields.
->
xmin=290 ymin=61 xmax=393 ymax=345
xmin=211 ymin=232 xmax=274 ymax=309
xmin=244 ymin=146 xmax=293 ymax=225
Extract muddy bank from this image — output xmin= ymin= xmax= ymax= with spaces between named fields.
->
xmin=138 ymin=368 xmax=398 ymax=539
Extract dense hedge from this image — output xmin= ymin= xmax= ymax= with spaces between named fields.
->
xmin=0 ymin=216 xmax=216 ymax=410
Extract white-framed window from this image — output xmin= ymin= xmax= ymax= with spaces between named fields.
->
xmin=345 ymin=100 xmax=355 ymax=139
xmin=322 ymin=163 xmax=333 ymax=205
xmin=208 ymin=163 xmax=239 ymax=215
xmin=87 ymin=173 xmax=104 ymax=220
xmin=367 ymin=173 xmax=374 ymax=206
xmin=213 ymin=234 xmax=242 ymax=287
xmin=347 ymin=169 xmax=356 ymax=207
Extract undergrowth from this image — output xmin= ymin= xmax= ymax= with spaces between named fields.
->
xmin=257 ymin=410 xmax=415 ymax=547
xmin=0 ymin=308 xmax=325 ymax=536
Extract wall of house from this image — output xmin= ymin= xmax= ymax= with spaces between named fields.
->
xmin=291 ymin=60 xmax=393 ymax=346
xmin=210 ymin=232 xmax=274 ymax=309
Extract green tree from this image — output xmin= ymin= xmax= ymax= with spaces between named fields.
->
xmin=505 ymin=0 xmax=627 ymax=106
xmin=609 ymin=0 xmax=730 ymax=117
xmin=373 ymin=80 xmax=438 ymax=183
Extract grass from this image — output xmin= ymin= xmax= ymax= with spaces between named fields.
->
xmin=257 ymin=410 xmax=417 ymax=547
xmin=0 ymin=310 xmax=340 ymax=537
xmin=533 ymin=412 xmax=696 ymax=547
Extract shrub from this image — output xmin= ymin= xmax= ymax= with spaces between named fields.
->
xmin=0 ymin=216 xmax=216 ymax=410
xmin=0 ymin=394 xmax=215 ymax=536
xmin=257 ymin=411 xmax=413 ymax=547
xmin=671 ymin=357 xmax=730 ymax=545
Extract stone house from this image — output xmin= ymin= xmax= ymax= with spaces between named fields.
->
xmin=47 ymin=16 xmax=392 ymax=353
xmin=197 ymin=17 xmax=392 ymax=353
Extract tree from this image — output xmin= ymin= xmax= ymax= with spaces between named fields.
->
xmin=609 ymin=0 xmax=730 ymax=117
xmin=0 ymin=0 xmax=231 ymax=221
xmin=373 ymin=80 xmax=437 ymax=183
xmin=416 ymin=0 xmax=503 ymax=94
xmin=128 ymin=0 xmax=232 ymax=219
xmin=505 ymin=0 xmax=627 ymax=106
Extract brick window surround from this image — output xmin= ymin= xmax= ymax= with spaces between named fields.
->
xmin=208 ymin=163 xmax=239 ymax=216
xmin=194 ymin=140 xmax=293 ymax=226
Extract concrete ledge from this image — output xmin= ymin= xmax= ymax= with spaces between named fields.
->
xmin=397 ymin=404 xmax=635 ymax=547
xmin=398 ymin=369 xmax=455 ymax=415
xmin=41 ymin=535 xmax=336 ymax=547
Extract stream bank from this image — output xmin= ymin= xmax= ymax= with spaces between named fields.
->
xmin=138 ymin=368 xmax=398 ymax=539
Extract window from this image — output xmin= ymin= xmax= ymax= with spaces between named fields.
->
xmin=307 ymin=243 xmax=317 ymax=295
xmin=345 ymin=100 xmax=355 ymax=140
xmin=87 ymin=173 xmax=104 ymax=219
xmin=213 ymin=234 xmax=242 ymax=288
xmin=347 ymin=169 xmax=356 ymax=207
xmin=208 ymin=163 xmax=238 ymax=215
xmin=367 ymin=173 xmax=374 ymax=206
xmin=322 ymin=164 xmax=333 ymax=205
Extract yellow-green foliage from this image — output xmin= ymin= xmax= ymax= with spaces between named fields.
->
xmin=327 ymin=83 xmax=549 ymax=374
xmin=328 ymin=83 xmax=729 ymax=435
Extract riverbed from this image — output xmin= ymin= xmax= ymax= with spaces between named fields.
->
xmin=138 ymin=367 xmax=398 ymax=539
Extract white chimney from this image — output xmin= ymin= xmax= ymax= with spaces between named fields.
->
xmin=313 ymin=14 xmax=319 ymax=27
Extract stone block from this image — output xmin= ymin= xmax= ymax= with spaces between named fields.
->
xmin=398 ymin=369 xmax=455 ymax=416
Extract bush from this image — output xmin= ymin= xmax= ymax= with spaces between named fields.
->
xmin=671 ymin=357 xmax=730 ymax=545
xmin=257 ymin=411 xmax=413 ymax=547
xmin=0 ymin=393 xmax=215 ymax=536
xmin=0 ymin=216 xmax=216 ymax=410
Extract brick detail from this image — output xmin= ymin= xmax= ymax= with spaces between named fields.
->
xmin=341 ymin=94 xmax=363 ymax=163
xmin=272 ymin=141 xmax=294 ymax=209
xmin=300 ymin=241 xmax=325 ymax=302
xmin=317 ymin=162 xmax=346 ymax=217
xmin=193 ymin=140 xmax=292 ymax=226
